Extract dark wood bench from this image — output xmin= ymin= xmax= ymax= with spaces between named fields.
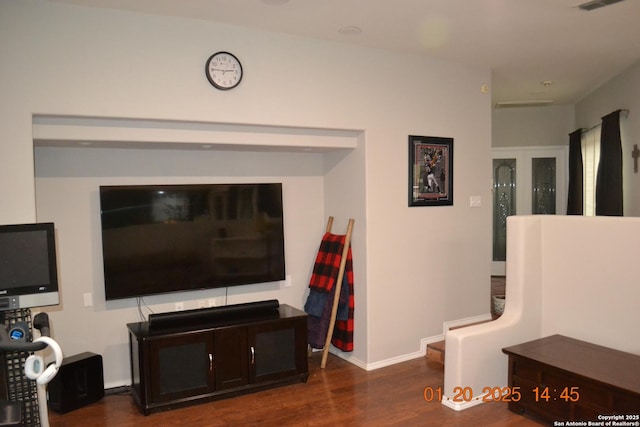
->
xmin=502 ymin=334 xmax=640 ymax=423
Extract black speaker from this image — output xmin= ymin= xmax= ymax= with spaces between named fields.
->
xmin=47 ymin=352 xmax=104 ymax=414
xmin=149 ymin=299 xmax=280 ymax=330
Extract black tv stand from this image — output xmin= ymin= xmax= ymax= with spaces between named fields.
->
xmin=127 ymin=302 xmax=308 ymax=415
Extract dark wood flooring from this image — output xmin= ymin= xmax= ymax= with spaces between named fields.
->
xmin=49 ymin=351 xmax=543 ymax=426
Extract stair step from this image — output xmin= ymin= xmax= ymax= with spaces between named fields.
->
xmin=426 ymin=340 xmax=445 ymax=364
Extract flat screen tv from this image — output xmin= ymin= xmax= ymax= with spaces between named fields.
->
xmin=0 ymin=222 xmax=60 ymax=312
xmin=99 ymin=183 xmax=285 ymax=300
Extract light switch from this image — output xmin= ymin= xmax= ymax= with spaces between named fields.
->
xmin=83 ymin=292 xmax=93 ymax=307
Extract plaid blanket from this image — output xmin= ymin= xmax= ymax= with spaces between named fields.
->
xmin=308 ymin=232 xmax=346 ymax=292
xmin=304 ymin=232 xmax=354 ymax=352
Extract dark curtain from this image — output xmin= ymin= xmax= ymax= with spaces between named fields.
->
xmin=566 ymin=129 xmax=584 ymax=215
xmin=595 ymin=110 xmax=623 ymax=216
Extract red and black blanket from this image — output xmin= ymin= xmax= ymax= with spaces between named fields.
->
xmin=304 ymin=232 xmax=354 ymax=352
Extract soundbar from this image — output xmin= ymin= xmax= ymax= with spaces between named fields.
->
xmin=149 ymin=299 xmax=280 ymax=329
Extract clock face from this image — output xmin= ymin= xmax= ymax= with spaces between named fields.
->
xmin=205 ymin=52 xmax=243 ymax=90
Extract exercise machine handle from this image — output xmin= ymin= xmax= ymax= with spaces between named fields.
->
xmin=0 ymin=313 xmax=51 ymax=353
xmin=33 ymin=313 xmax=51 ymax=338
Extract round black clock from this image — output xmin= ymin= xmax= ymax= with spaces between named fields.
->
xmin=205 ymin=51 xmax=243 ymax=90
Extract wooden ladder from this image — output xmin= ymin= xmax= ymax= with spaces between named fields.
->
xmin=320 ymin=216 xmax=354 ymax=369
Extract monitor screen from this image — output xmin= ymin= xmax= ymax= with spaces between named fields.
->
xmin=0 ymin=222 xmax=60 ymax=311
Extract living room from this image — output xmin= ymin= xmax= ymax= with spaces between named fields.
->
xmin=1 ymin=0 xmax=639 ymax=423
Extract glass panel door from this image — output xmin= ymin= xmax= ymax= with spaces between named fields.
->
xmin=493 ymin=158 xmax=516 ymax=263
xmin=532 ymin=157 xmax=556 ymax=214
xmin=248 ymin=318 xmax=306 ymax=383
xmin=491 ymin=146 xmax=567 ymax=276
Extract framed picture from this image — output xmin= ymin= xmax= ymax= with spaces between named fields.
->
xmin=408 ymin=135 xmax=453 ymax=206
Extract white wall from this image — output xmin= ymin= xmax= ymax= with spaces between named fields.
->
xmin=576 ymin=59 xmax=640 ymax=216
xmin=1 ymin=1 xmax=492 ymax=386
xmin=34 ymin=146 xmax=328 ymax=385
xmin=540 ymin=216 xmax=640 ymax=353
xmin=492 ymin=105 xmax=575 ymax=148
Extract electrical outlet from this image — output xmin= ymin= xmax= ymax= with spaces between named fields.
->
xmin=198 ymin=300 xmax=206 ymax=309
xmin=284 ymin=274 xmax=292 ymax=288
xmin=175 ymin=302 xmax=184 ymax=311
xmin=208 ymin=298 xmax=216 ymax=307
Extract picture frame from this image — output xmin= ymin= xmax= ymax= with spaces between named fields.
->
xmin=408 ymin=135 xmax=453 ymax=206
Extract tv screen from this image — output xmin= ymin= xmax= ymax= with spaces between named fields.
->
xmin=0 ymin=222 xmax=60 ymax=311
xmin=99 ymin=183 xmax=286 ymax=300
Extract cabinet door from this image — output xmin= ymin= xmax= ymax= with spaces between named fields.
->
xmin=148 ymin=332 xmax=214 ymax=404
xmin=248 ymin=318 xmax=307 ymax=383
xmin=214 ymin=327 xmax=249 ymax=390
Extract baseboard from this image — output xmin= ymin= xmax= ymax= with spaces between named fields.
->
xmin=421 ymin=335 xmax=446 ymax=353
xmin=328 ymin=347 xmax=368 ymax=370
xmin=362 ymin=348 xmax=426 ymax=371
xmin=346 ymin=334 xmax=445 ymax=371
xmin=441 ymin=394 xmax=486 ymax=411
xmin=332 ymin=312 xmax=493 ymax=372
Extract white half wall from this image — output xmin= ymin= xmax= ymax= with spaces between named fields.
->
xmin=443 ymin=215 xmax=640 ymax=410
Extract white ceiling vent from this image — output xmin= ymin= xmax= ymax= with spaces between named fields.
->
xmin=494 ymin=100 xmax=554 ymax=109
xmin=578 ymin=0 xmax=625 ymax=11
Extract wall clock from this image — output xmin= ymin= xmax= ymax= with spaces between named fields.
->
xmin=205 ymin=51 xmax=243 ymax=90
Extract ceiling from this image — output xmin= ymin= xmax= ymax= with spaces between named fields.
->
xmin=49 ymin=0 xmax=640 ymax=106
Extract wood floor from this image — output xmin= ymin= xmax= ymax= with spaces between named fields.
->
xmin=49 ymin=352 xmax=543 ymax=426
